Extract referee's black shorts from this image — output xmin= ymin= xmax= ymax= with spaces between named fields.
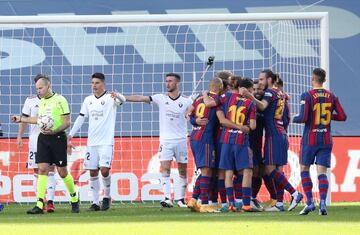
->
xmin=36 ymin=131 xmax=67 ymax=167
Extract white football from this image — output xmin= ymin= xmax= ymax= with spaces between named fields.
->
xmin=37 ymin=115 xmax=54 ymax=130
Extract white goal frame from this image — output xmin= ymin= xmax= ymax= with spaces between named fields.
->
xmin=0 ymin=12 xmax=330 ymax=204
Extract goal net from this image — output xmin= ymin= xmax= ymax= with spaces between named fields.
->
xmin=0 ymin=13 xmax=329 ymax=204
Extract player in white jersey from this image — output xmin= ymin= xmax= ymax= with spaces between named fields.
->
xmin=17 ymin=83 xmax=57 ymax=213
xmin=68 ymin=72 xmax=123 ymax=211
xmin=122 ymin=73 xmax=193 ymax=208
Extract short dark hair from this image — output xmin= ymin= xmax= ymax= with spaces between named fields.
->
xmin=313 ymin=68 xmax=326 ymax=83
xmin=34 ymin=74 xmax=50 ymax=83
xmin=261 ymin=69 xmax=277 ymax=84
xmin=215 ymin=70 xmax=233 ymax=80
xmin=221 ymin=78 xmax=229 ymax=91
xmin=232 ymin=76 xmax=243 ymax=89
xmin=239 ymin=77 xmax=254 ymax=89
xmin=253 ymin=79 xmax=259 ymax=85
xmin=166 ymin=73 xmax=181 ymax=81
xmin=275 ymin=76 xmax=283 ymax=88
xmin=92 ymin=72 xmax=105 ymax=81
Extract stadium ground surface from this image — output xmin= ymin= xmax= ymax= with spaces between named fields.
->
xmin=0 ymin=202 xmax=359 ymax=235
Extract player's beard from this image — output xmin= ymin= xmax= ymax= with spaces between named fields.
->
xmin=167 ymin=87 xmax=176 ymax=93
xmin=255 ymin=93 xmax=263 ymax=100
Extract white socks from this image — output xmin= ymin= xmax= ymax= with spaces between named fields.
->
xmin=47 ymin=172 xmax=56 ymax=201
xmin=102 ymin=175 xmax=111 ymax=198
xmin=175 ymin=175 xmax=187 ymax=200
xmin=90 ymin=176 xmax=100 ymax=205
xmin=162 ymin=175 xmax=171 ymax=199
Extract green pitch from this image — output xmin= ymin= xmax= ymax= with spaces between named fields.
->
xmin=0 ymin=202 xmax=359 ymax=235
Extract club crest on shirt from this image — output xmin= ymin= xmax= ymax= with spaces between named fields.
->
xmin=165 ymin=102 xmax=169 ymax=105
xmin=178 ymin=102 xmax=183 ymax=108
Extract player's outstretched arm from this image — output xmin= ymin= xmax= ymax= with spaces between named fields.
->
xmin=125 ymin=95 xmax=151 ymax=104
xmin=185 ymin=105 xmax=194 ymax=121
xmin=293 ymin=93 xmax=309 ymax=123
xmin=202 ymin=91 xmax=217 ymax=108
xmin=11 ymin=115 xmax=37 ymax=124
xmin=16 ymin=122 xmax=27 ymax=149
xmin=332 ymin=96 xmax=347 ymax=121
xmin=249 ymin=119 xmax=256 ymax=131
xmin=240 ymin=87 xmax=268 ymax=111
xmin=110 ymin=91 xmax=126 ymax=106
xmin=68 ymin=115 xmax=86 ymax=139
xmin=216 ymin=110 xmax=250 ymax=133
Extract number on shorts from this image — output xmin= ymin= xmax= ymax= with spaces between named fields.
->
xmin=29 ymin=151 xmax=36 ymax=160
xmin=86 ymin=152 xmax=90 ymax=160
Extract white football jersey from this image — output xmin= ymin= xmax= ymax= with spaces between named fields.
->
xmin=22 ymin=96 xmax=40 ymax=142
xmin=80 ymin=91 xmax=119 ymax=146
xmin=151 ymin=93 xmax=192 ymax=143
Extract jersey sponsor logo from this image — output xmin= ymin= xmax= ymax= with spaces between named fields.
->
xmin=178 ymin=102 xmax=183 ymax=108
xmin=101 ymin=101 xmax=105 ymax=105
xmin=90 ymin=110 xmax=104 ymax=120
xmin=312 ymin=128 xmax=328 ymax=133
xmin=227 ymin=129 xmax=243 ymax=134
xmin=264 ymin=92 xmax=272 ymax=97
xmin=165 ymin=110 xmax=180 ymax=119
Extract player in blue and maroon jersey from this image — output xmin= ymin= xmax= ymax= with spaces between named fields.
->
xmin=242 ymin=70 xmax=303 ymax=212
xmin=217 ymin=78 xmax=259 ymax=212
xmin=186 ymin=77 xmax=223 ymax=213
xmin=274 ymin=78 xmax=291 ymax=132
xmin=249 ymin=78 xmax=279 ymax=210
xmin=294 ymin=68 xmax=346 ymax=216
xmin=248 ymin=79 xmax=266 ymax=210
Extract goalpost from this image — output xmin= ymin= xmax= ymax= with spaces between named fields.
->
xmin=0 ymin=12 xmax=329 ymax=204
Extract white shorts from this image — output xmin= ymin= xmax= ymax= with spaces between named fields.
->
xmin=84 ymin=145 xmax=114 ymax=170
xmin=27 ymin=139 xmax=38 ymax=169
xmin=159 ymin=140 xmax=188 ymax=163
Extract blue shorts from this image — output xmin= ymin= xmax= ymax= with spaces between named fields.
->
xmin=190 ymin=140 xmax=216 ymax=169
xmin=264 ymin=134 xmax=288 ymax=166
xmin=252 ymin=147 xmax=263 ymax=166
xmin=219 ymin=143 xmax=253 ymax=171
xmin=215 ymin=142 xmax=222 ymax=169
xmin=300 ymin=144 xmax=332 ymax=168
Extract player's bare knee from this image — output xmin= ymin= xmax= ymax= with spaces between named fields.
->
xmin=89 ymin=169 xmax=99 ymax=177
xmin=300 ymin=164 xmax=310 ymax=172
xmin=57 ymin=167 xmax=68 ymax=178
xmin=49 ymin=165 xmax=56 ymax=172
xmin=243 ymin=168 xmax=253 ymax=178
xmin=265 ymin=165 xmax=275 ymax=175
xmin=316 ymin=165 xmax=327 ymax=175
xmin=201 ymin=167 xmax=210 ymax=176
xmin=38 ymin=164 xmax=49 ymax=175
xmin=100 ymin=167 xmax=110 ymax=177
xmin=177 ymin=163 xmax=187 ymax=177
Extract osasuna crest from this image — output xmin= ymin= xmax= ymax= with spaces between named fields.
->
xmin=178 ymin=102 xmax=183 ymax=108
xmin=101 ymin=101 xmax=105 ymax=105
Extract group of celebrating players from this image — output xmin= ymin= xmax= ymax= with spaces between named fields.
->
xmin=11 ymin=67 xmax=346 ymax=216
xmin=186 ymin=68 xmax=346 ymax=215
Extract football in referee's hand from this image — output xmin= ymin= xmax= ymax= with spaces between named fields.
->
xmin=37 ymin=115 xmax=54 ymax=130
